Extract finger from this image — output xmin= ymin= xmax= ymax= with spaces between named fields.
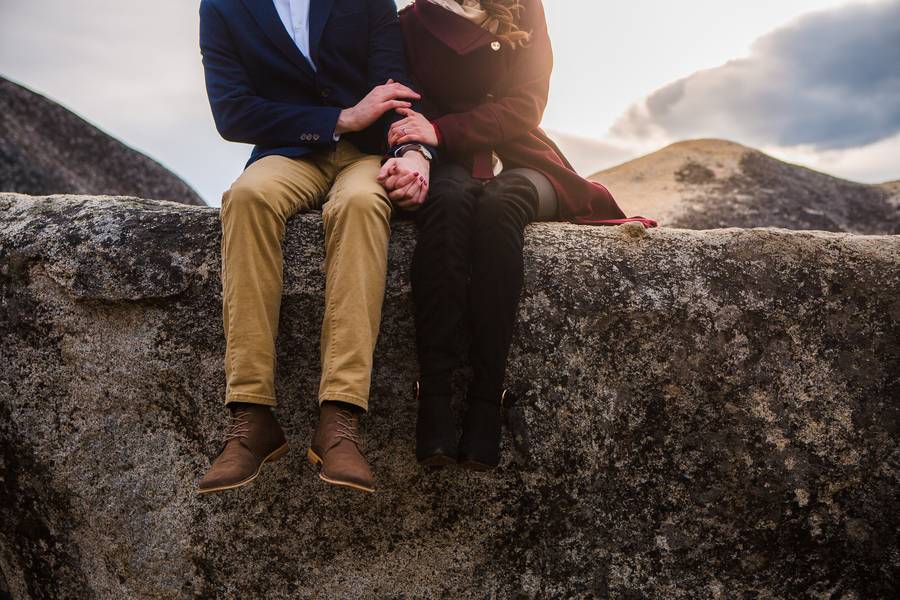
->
xmin=394 ymin=107 xmax=416 ymax=118
xmin=413 ymin=176 xmax=429 ymax=203
xmin=380 ymin=85 xmax=420 ymax=102
xmin=389 ymin=116 xmax=414 ymax=131
xmin=392 ymin=170 xmax=419 ymax=189
xmin=388 ymin=83 xmax=421 ymax=100
xmin=383 ymin=169 xmax=415 ymax=191
xmin=394 ymin=133 xmax=428 ymax=145
xmin=379 ymin=100 xmax=412 ymax=114
xmin=389 ymin=176 xmax=421 ymax=201
xmin=416 ymin=179 xmax=429 ymax=205
xmin=377 ymin=160 xmax=398 ymax=181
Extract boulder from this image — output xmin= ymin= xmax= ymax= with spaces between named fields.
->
xmin=590 ymin=139 xmax=900 ymax=234
xmin=0 ymin=77 xmax=204 ymax=206
xmin=1 ymin=193 xmax=898 ymax=599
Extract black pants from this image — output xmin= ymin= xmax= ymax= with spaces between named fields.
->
xmin=411 ymin=163 xmax=557 ymax=402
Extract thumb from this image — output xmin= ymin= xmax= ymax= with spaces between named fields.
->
xmin=377 ymin=160 xmax=394 ymax=180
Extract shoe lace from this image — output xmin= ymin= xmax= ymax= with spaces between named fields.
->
xmin=334 ymin=409 xmax=362 ymax=448
xmin=224 ymin=409 xmax=251 ymax=442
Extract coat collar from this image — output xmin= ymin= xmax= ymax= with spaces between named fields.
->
xmin=410 ymin=0 xmax=501 ymax=56
xmin=239 ymin=0 xmax=315 ymax=76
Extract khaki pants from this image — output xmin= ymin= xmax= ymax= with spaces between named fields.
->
xmin=220 ymin=140 xmax=392 ymax=412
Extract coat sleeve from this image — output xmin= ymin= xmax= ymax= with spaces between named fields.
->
xmin=199 ymin=1 xmax=339 ymax=146
xmin=431 ymin=0 xmax=552 ymax=156
xmin=367 ymin=0 xmax=438 ymax=158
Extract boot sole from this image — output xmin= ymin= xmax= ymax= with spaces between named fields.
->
xmin=196 ymin=442 xmax=290 ymax=495
xmin=418 ymin=453 xmax=457 ymax=467
xmin=459 ymin=458 xmax=497 ymax=472
xmin=306 ymin=448 xmax=375 ymax=493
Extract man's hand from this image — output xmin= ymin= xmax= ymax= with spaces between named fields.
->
xmin=388 ymin=108 xmax=439 ymax=147
xmin=336 ymin=79 xmax=421 ymax=135
xmin=377 ymin=152 xmax=430 ymax=211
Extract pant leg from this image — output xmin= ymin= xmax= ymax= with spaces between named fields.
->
xmin=411 ymin=164 xmax=482 ymax=394
xmin=221 ymin=154 xmax=333 ymax=406
xmin=317 ymin=141 xmax=393 ymax=412
xmin=501 ymin=167 xmax=558 ymax=221
xmin=467 ymin=171 xmax=539 ymax=402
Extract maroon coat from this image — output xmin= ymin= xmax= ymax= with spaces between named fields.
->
xmin=399 ymin=0 xmax=656 ymax=227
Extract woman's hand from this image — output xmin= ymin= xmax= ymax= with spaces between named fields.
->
xmin=388 ymin=108 xmax=439 ymax=147
xmin=377 ymin=154 xmax=430 ymax=211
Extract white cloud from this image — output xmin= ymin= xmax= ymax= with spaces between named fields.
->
xmin=612 ymin=0 xmax=900 ymax=153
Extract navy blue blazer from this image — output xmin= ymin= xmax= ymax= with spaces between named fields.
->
xmin=200 ymin=0 xmax=421 ymax=167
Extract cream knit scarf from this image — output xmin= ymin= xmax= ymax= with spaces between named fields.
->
xmin=424 ymin=0 xmax=500 ymax=34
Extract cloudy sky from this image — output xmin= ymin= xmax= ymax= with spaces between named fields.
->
xmin=1 ymin=0 xmax=897 ymax=205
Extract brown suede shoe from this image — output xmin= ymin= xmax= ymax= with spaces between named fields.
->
xmin=307 ymin=402 xmax=375 ymax=493
xmin=196 ymin=404 xmax=288 ymax=494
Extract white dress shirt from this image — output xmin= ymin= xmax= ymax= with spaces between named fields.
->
xmin=273 ymin=0 xmax=315 ymax=71
xmin=274 ymin=0 xmax=344 ymax=141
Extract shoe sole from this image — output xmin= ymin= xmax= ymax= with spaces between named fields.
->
xmin=196 ymin=442 xmax=290 ymax=495
xmin=306 ymin=448 xmax=375 ymax=493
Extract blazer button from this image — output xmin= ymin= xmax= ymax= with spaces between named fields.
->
xmin=320 ymin=88 xmax=330 ymax=99
xmin=491 ymin=41 xmax=501 ymax=51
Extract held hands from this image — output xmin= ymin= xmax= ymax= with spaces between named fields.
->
xmin=377 ymin=152 xmax=430 ymax=211
xmin=388 ymin=108 xmax=439 ymax=147
xmin=335 ymin=79 xmax=421 ymax=135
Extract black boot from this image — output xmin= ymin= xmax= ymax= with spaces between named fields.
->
xmin=457 ymin=389 xmax=505 ymax=471
xmin=415 ymin=380 xmax=458 ymax=466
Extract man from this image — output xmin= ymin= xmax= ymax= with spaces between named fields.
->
xmin=196 ymin=0 xmax=434 ymax=495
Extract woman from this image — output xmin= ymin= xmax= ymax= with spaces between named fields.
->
xmin=388 ymin=0 xmax=656 ymax=470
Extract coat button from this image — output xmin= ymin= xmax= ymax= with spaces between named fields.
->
xmin=491 ymin=41 xmax=501 ymax=51
xmin=320 ymin=88 xmax=330 ymax=98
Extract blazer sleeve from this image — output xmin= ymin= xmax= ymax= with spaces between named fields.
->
xmin=199 ymin=1 xmax=339 ymax=146
xmin=367 ymin=0 xmax=438 ymax=159
xmin=431 ymin=0 xmax=552 ymax=156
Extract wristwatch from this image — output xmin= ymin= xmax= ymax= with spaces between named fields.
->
xmin=395 ymin=143 xmax=433 ymax=162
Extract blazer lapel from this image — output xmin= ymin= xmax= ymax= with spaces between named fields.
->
xmin=239 ymin=0 xmax=315 ymax=76
xmin=308 ymin=0 xmax=335 ymax=66
xmin=414 ymin=0 xmax=500 ymax=55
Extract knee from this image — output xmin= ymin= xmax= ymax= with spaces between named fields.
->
xmin=474 ymin=194 xmax=526 ymax=229
xmin=221 ymin=178 xmax=277 ymax=222
xmin=324 ymin=190 xmax=391 ymax=224
xmin=419 ymin=182 xmax=477 ymax=222
xmin=477 ymin=178 xmax=536 ymax=226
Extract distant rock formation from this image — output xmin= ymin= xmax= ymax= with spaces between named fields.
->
xmin=0 ymin=76 xmax=204 ymax=205
xmin=591 ymin=139 xmax=899 ymax=234
xmin=2 ymin=193 xmax=898 ymax=598
xmin=880 ymin=180 xmax=900 ymax=200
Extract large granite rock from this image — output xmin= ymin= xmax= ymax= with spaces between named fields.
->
xmin=0 ymin=77 xmax=204 ymax=206
xmin=1 ymin=193 xmax=898 ymax=599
